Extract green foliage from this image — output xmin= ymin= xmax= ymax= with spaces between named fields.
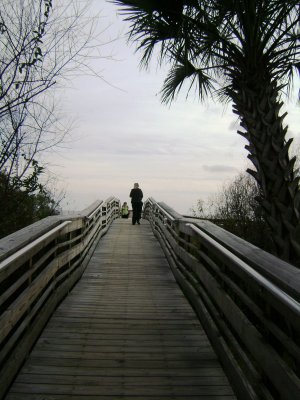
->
xmin=0 ymin=170 xmax=61 ymax=239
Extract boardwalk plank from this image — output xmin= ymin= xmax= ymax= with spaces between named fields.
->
xmin=20 ymin=365 xmax=227 ymax=377
xmin=14 ymin=375 xmax=231 ymax=385
xmin=8 ymin=383 xmax=235 ymax=396
xmin=5 ymin=220 xmax=236 ymax=399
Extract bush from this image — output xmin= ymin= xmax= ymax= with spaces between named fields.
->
xmin=0 ymin=172 xmax=61 ymax=239
xmin=191 ymin=173 xmax=276 ymax=254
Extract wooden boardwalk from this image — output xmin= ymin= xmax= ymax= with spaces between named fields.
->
xmin=5 ymin=219 xmax=236 ymax=400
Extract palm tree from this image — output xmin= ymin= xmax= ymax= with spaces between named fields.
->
xmin=114 ymin=0 xmax=300 ymax=266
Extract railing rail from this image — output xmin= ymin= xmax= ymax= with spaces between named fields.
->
xmin=2 ymin=195 xmax=300 ymax=400
xmin=143 ymin=197 xmax=300 ymax=400
xmin=0 ymin=197 xmax=120 ymax=399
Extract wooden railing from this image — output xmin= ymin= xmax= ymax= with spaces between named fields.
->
xmin=1 ymin=195 xmax=299 ymax=400
xmin=0 ymin=197 xmax=120 ymax=399
xmin=143 ymin=198 xmax=300 ymax=400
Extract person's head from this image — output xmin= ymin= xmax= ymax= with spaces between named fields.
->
xmin=134 ymin=182 xmax=139 ymax=188
xmin=123 ymin=202 xmax=127 ymax=206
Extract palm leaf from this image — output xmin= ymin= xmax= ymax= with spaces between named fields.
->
xmin=161 ymin=60 xmax=214 ymax=103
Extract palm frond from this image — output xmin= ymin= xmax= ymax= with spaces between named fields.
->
xmin=112 ymin=1 xmax=161 ymax=15
xmin=161 ymin=60 xmax=214 ymax=104
xmin=112 ymin=0 xmax=184 ymax=24
xmin=114 ymin=0 xmax=299 ymax=104
xmin=113 ymin=0 xmax=187 ymax=68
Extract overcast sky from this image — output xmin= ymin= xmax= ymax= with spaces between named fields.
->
xmin=49 ymin=0 xmax=300 ymax=215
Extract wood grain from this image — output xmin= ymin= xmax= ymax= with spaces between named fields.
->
xmin=5 ymin=219 xmax=236 ymax=399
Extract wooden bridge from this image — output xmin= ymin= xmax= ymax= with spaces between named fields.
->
xmin=0 ymin=197 xmax=300 ymax=400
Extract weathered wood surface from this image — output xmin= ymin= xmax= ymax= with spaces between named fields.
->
xmin=5 ymin=219 xmax=236 ymax=400
xmin=0 ymin=200 xmax=103 ymax=262
xmin=143 ymin=199 xmax=300 ymax=400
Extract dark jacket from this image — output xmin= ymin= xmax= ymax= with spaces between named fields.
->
xmin=130 ymin=188 xmax=143 ymax=203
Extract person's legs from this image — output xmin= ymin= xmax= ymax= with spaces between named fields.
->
xmin=137 ymin=202 xmax=143 ymax=224
xmin=132 ymin=203 xmax=137 ymax=225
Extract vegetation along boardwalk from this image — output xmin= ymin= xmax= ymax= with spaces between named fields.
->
xmin=5 ymin=219 xmax=236 ymax=399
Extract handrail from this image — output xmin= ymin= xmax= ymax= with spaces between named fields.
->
xmin=86 ymin=202 xmax=102 ymax=220
xmin=156 ymin=203 xmax=176 ymax=221
xmin=0 ymin=197 xmax=120 ymax=400
xmin=2 ymin=195 xmax=300 ymax=400
xmin=187 ymin=223 xmax=300 ymax=316
xmin=143 ymin=198 xmax=300 ymax=400
xmin=0 ymin=221 xmax=71 ymax=271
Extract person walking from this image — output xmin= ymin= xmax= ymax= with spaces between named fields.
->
xmin=129 ymin=183 xmax=143 ymax=225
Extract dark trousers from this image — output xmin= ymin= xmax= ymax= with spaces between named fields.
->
xmin=132 ymin=202 xmax=142 ymax=224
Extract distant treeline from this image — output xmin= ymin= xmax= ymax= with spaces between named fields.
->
xmin=190 ymin=173 xmax=277 ymax=255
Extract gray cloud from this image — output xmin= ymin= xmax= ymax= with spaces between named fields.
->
xmin=202 ymin=164 xmax=239 ymax=173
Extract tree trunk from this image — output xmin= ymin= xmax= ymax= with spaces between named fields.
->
xmin=232 ymin=79 xmax=300 ymax=267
